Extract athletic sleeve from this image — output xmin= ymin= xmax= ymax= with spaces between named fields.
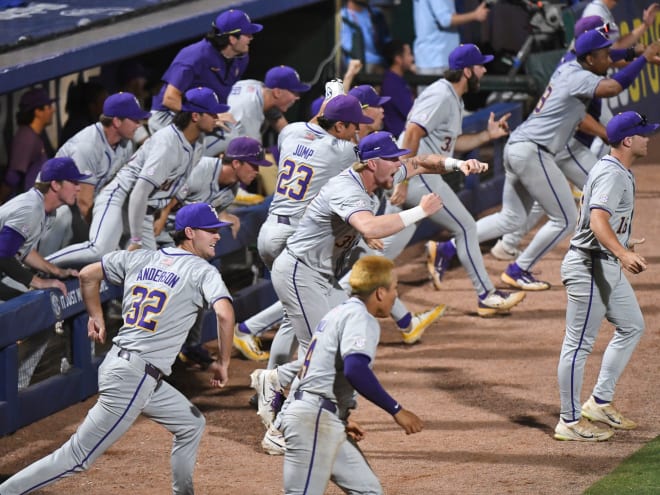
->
xmin=0 ymin=226 xmax=26 ymax=257
xmin=101 ymin=250 xmax=130 ymax=286
xmin=588 ymin=169 xmax=626 ymax=216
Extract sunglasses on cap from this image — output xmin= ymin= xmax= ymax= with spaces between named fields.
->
xmin=596 ymin=22 xmax=612 ymax=37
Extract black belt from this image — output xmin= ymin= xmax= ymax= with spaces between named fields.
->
xmin=294 ymin=390 xmax=337 ymax=414
xmin=569 ymin=245 xmax=613 ymax=261
xmin=117 ymin=348 xmax=163 ymax=381
xmin=277 ymin=215 xmax=290 ymax=225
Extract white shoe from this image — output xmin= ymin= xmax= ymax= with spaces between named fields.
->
xmin=400 ymin=304 xmax=447 ymax=344
xmin=490 ymin=239 xmax=521 ymax=261
xmin=250 ymin=369 xmax=283 ymax=428
xmin=554 ymin=417 xmax=613 ymax=442
xmin=262 ymin=425 xmax=286 ymax=455
xmin=581 ymin=396 xmax=637 ymax=430
xmin=477 ymin=289 xmax=526 ymax=317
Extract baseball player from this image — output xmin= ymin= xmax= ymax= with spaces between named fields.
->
xmin=490 ymin=16 xmax=644 ymax=261
xmin=237 ymin=95 xmax=371 ymax=368
xmin=253 ymin=131 xmax=486 ymax=454
xmin=0 ymin=157 xmax=88 ymax=300
xmin=204 ymin=65 xmax=311 ymax=157
xmin=38 ymin=92 xmax=149 ymax=256
xmin=151 ymin=137 xmax=274 ymax=363
xmin=385 ymin=44 xmax=525 ymax=317
xmin=473 ymin=32 xmax=660 ymax=290
xmin=554 ymin=112 xmax=657 ymax=442
xmin=280 ymin=255 xmax=423 ymax=494
xmin=0 ymin=203 xmax=235 ymax=494
xmin=348 ymin=84 xmax=389 ymax=138
xmin=148 ymin=8 xmax=261 ymax=133
xmin=46 ymin=87 xmax=228 ymax=267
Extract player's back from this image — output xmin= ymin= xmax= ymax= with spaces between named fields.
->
xmin=269 ymin=121 xmax=357 ymax=219
xmin=509 ymin=60 xmax=601 ymax=154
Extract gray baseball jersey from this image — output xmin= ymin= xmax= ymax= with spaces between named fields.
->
xmin=0 ymin=189 xmax=50 ymax=259
xmin=103 ymin=247 xmax=232 ymax=375
xmin=0 ymin=246 xmax=231 ymax=495
xmin=279 ymin=297 xmax=384 ymax=495
xmin=204 ymin=79 xmax=265 ymax=157
xmin=558 ymin=154 xmax=643 ymax=422
xmin=286 ymin=167 xmax=389 ymax=279
xmin=298 ymin=297 xmax=379 ymax=415
xmin=56 ymin=123 xmax=134 ymax=193
xmin=509 ymin=60 xmax=602 ymax=154
xmin=404 ymin=78 xmax=462 ymax=156
xmin=571 ymin=156 xmax=634 ymax=253
xmin=268 ymin=122 xmax=358 ymax=219
xmin=176 ymin=156 xmax=238 ymax=212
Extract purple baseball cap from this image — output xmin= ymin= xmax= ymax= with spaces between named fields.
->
xmin=103 ymin=92 xmax=151 ymax=120
xmin=606 ymin=111 xmax=660 ymax=143
xmin=265 ymin=66 xmax=311 ymax=93
xmin=348 ymin=85 xmax=391 ymax=107
xmin=310 ymin=95 xmax=324 ymax=117
xmin=321 ymin=94 xmax=374 ymax=124
xmin=448 ymin=44 xmax=494 ymax=70
xmin=213 ymin=9 xmax=263 ymax=36
xmin=181 ymin=87 xmax=230 ymax=114
xmin=358 ymin=131 xmax=410 ymax=160
xmin=574 ymin=16 xmax=605 ymax=38
xmin=225 ymin=136 xmax=273 ymax=166
xmin=175 ymin=203 xmax=232 ymax=231
xmin=40 ymin=157 xmax=92 ymax=182
xmin=575 ymin=29 xmax=612 ymax=57
xmin=19 ymin=87 xmax=55 ymax=111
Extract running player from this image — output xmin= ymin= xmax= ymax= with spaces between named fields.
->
xmin=0 ymin=203 xmax=234 ymax=495
xmin=474 ymin=32 xmax=660 ymax=290
xmin=280 ymin=255 xmax=423 ymax=494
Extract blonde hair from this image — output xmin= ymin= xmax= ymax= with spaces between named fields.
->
xmin=349 ymin=255 xmax=394 ymax=297
xmin=352 ymin=160 xmax=368 ymax=172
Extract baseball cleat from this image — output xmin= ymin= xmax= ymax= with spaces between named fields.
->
xmin=400 ymin=304 xmax=447 ymax=344
xmin=262 ymin=425 xmax=286 ymax=455
xmin=553 ymin=417 xmax=614 ymax=442
xmin=501 ymin=263 xmax=551 ymax=291
xmin=426 ymin=241 xmax=456 ymax=290
xmin=581 ymin=396 xmax=637 ymax=430
xmin=477 ymin=289 xmax=526 ymax=317
xmin=233 ymin=325 xmax=270 ymax=361
xmin=490 ymin=239 xmax=521 ymax=261
xmin=250 ymin=368 xmax=283 ymax=428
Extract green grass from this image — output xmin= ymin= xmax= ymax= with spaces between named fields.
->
xmin=584 ymin=435 xmax=660 ymax=494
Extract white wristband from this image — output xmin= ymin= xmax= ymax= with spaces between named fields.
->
xmin=444 ymin=157 xmax=463 ymax=172
xmin=399 ymin=205 xmax=427 ymax=227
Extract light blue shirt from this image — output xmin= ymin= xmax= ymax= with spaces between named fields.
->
xmin=413 ymin=0 xmax=459 ymax=70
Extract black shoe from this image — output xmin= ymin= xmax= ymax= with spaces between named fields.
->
xmin=249 ymin=393 xmax=258 ymax=410
xmin=178 ymin=344 xmax=214 ymax=370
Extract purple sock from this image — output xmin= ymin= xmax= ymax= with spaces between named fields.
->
xmin=396 ymin=313 xmax=412 ymax=330
xmin=237 ymin=322 xmax=251 ymax=335
xmin=593 ymin=395 xmax=608 ymax=405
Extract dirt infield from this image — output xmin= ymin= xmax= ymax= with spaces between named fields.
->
xmin=1 ymin=161 xmax=659 ymax=495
